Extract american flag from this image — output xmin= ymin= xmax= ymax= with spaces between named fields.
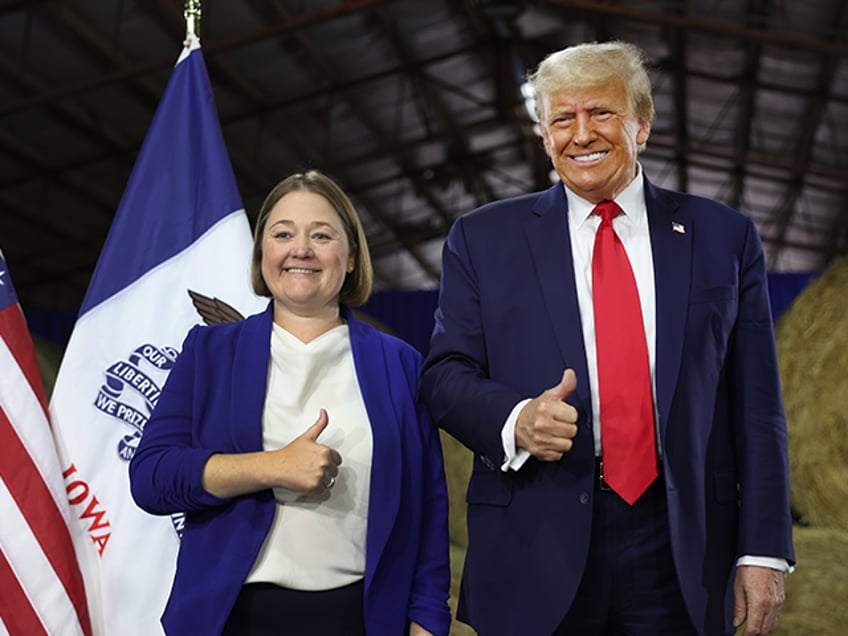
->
xmin=0 ymin=249 xmax=92 ymax=635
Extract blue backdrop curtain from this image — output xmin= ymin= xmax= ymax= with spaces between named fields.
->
xmin=26 ymin=271 xmax=819 ymax=355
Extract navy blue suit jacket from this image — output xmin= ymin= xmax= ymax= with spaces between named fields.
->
xmin=130 ymin=304 xmax=451 ymax=635
xmin=420 ymin=178 xmax=794 ymax=636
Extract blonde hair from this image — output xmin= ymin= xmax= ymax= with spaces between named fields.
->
xmin=528 ymin=40 xmax=655 ymax=132
xmin=251 ymin=170 xmax=373 ymax=307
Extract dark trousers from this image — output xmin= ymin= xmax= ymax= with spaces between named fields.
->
xmin=554 ymin=468 xmax=698 ymax=636
xmin=221 ymin=578 xmax=365 ymax=636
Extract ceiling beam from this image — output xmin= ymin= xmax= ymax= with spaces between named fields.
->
xmin=727 ymin=0 xmax=765 ymax=211
xmin=374 ymin=5 xmax=498 ymax=208
xmin=237 ymin=0 xmax=445 ymax=283
xmin=763 ymin=0 xmax=848 ymax=269
xmin=535 ymin=0 xmax=848 ymax=56
xmin=0 ymin=0 xmax=390 ymax=117
xmin=665 ymin=4 xmax=689 ymax=193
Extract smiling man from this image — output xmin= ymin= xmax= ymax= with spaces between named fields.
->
xmin=420 ymin=41 xmax=794 ymax=636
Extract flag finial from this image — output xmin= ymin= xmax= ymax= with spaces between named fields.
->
xmin=184 ymin=0 xmax=201 ymax=45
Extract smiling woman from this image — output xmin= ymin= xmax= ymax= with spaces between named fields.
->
xmin=129 ymin=170 xmax=451 ymax=636
xmin=251 ymin=171 xmax=373 ymax=344
xmin=260 ymin=190 xmax=356 ymax=339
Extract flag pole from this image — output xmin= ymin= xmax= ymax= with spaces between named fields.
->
xmin=184 ymin=0 xmax=201 ymax=45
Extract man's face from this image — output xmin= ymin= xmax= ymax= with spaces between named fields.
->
xmin=539 ymin=77 xmax=651 ymax=203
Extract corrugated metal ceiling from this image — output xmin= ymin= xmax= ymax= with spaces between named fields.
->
xmin=1 ymin=0 xmax=846 ymax=311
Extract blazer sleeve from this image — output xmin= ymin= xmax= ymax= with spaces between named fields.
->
xmin=129 ymin=325 xmax=231 ymax=514
xmin=420 ymin=214 xmax=524 ymax=463
xmin=730 ymin=217 xmax=795 ymax=563
xmin=407 ymin=394 xmax=452 ymax=635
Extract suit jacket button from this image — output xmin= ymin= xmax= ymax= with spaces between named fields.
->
xmin=579 ymin=492 xmax=591 ymax=505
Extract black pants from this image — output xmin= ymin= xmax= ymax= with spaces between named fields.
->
xmin=221 ymin=579 xmax=365 ymax=636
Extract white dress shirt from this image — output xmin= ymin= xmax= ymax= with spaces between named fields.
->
xmin=246 ymin=323 xmax=374 ymax=590
xmin=501 ymin=169 xmax=654 ymax=467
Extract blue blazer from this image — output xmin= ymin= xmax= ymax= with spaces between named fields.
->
xmin=130 ymin=304 xmax=451 ymax=636
xmin=420 ymin=178 xmax=794 ymax=636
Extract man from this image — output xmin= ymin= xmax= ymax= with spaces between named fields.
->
xmin=419 ymin=41 xmax=794 ymax=636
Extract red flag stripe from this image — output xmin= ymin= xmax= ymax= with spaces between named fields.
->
xmin=0 ymin=306 xmax=48 ymax=412
xmin=0 ymin=546 xmax=49 ymax=636
xmin=0 ymin=314 xmax=92 ymax=636
xmin=0 ymin=408 xmax=92 ymax=636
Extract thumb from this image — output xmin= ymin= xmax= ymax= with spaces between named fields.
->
xmin=548 ymin=369 xmax=577 ymax=401
xmin=732 ymin=589 xmax=746 ymax=629
xmin=301 ymin=408 xmax=329 ymax=441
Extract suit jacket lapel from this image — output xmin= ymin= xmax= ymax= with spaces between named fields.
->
xmin=645 ymin=179 xmax=691 ymax=438
xmin=525 ymin=184 xmax=591 ymax=416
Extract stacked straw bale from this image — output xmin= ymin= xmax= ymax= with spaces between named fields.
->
xmin=766 ymin=526 xmax=848 ymax=635
xmin=775 ymin=258 xmax=848 ymax=530
xmin=767 ymin=256 xmax=848 ymax=635
xmin=439 ymin=430 xmax=475 ymax=636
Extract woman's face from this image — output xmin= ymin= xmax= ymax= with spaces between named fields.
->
xmin=261 ymin=190 xmax=354 ymax=319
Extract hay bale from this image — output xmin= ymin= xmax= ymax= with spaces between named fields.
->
xmin=767 ymin=526 xmax=848 ymax=635
xmin=448 ymin=542 xmax=476 ymax=635
xmin=440 ymin=429 xmax=472 ymax=549
xmin=33 ymin=334 xmax=63 ymax=399
xmin=439 ymin=430 xmax=475 ymax=635
xmin=774 ymin=258 xmax=848 ymax=529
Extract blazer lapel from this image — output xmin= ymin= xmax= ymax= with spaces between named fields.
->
xmin=346 ymin=311 xmax=400 ymax=585
xmin=229 ymin=302 xmax=273 ymax=452
xmin=645 ymin=180 xmax=692 ymax=437
xmin=524 ymin=184 xmax=591 ymax=416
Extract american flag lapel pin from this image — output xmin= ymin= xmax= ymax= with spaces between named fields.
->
xmin=672 ymin=221 xmax=686 ymax=234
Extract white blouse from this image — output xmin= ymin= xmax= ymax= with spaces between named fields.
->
xmin=245 ymin=323 xmax=373 ymax=590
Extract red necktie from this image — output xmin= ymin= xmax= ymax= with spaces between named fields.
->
xmin=592 ymin=200 xmax=657 ymax=505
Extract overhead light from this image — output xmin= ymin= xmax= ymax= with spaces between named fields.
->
xmin=520 ymin=81 xmax=538 ymax=124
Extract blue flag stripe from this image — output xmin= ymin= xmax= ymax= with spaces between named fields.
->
xmin=80 ymin=49 xmax=244 ymax=316
xmin=0 ymin=252 xmax=19 ymax=311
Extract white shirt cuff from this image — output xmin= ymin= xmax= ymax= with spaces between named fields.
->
xmin=736 ymin=555 xmax=794 ymax=574
xmin=501 ymin=399 xmax=531 ymax=472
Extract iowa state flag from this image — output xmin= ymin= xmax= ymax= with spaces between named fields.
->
xmin=0 ymin=250 xmax=92 ymax=635
xmin=48 ymin=36 xmax=265 ymax=635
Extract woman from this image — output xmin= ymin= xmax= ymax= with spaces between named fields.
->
xmin=130 ymin=170 xmax=451 ymax=636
